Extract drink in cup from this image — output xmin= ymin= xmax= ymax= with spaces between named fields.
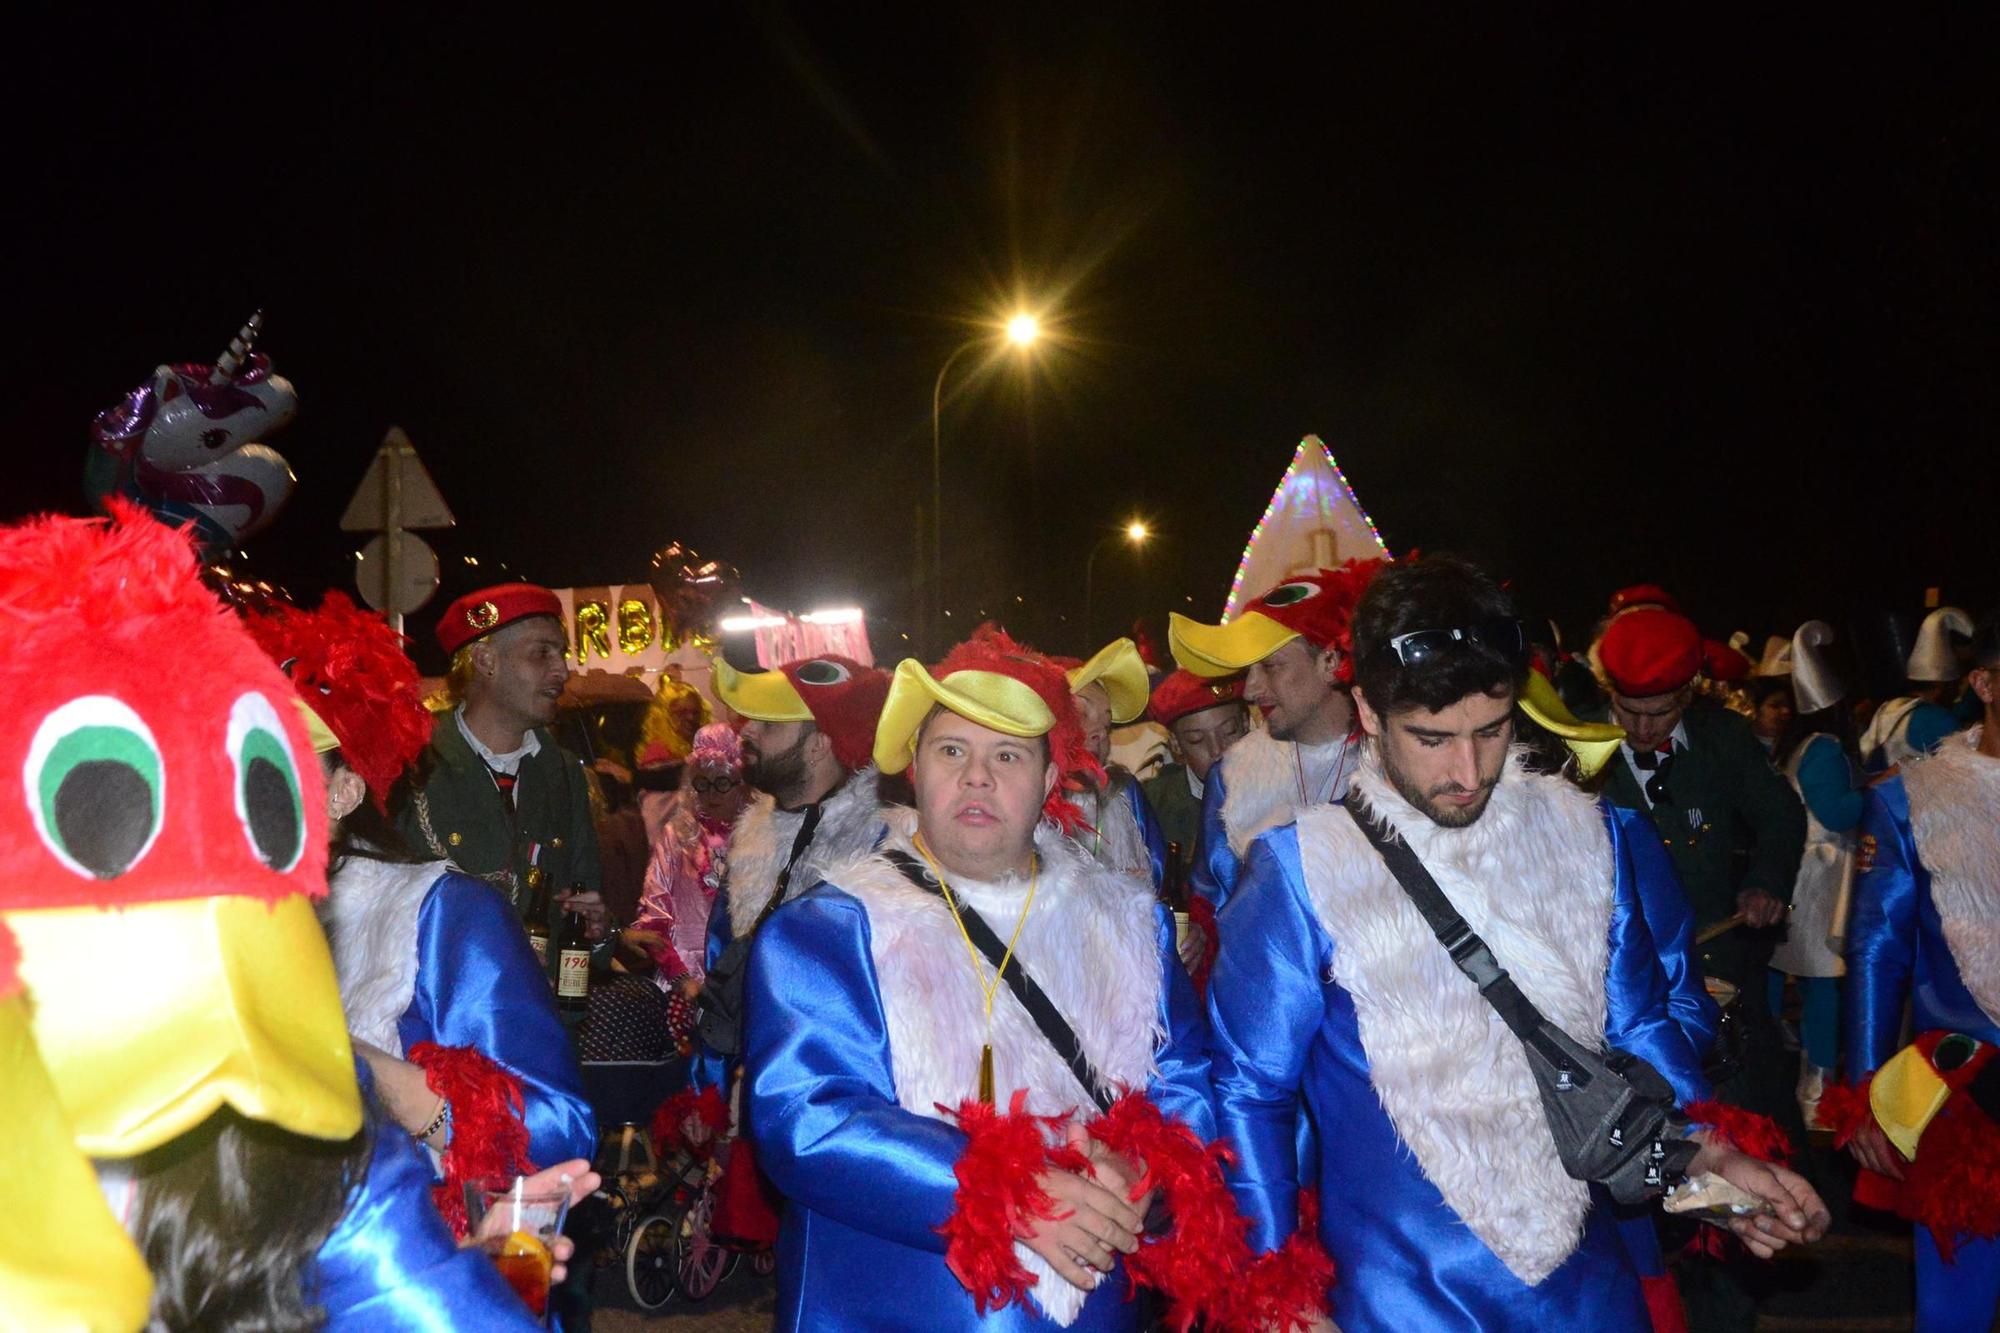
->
xmin=465 ymin=1175 xmax=571 ymax=1321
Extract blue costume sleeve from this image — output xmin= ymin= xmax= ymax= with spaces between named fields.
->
xmin=1188 ymin=761 xmax=1238 ymax=909
xmin=1125 ymin=780 xmax=1169 ymax=891
xmin=687 ymin=885 xmax=734 ymax=1091
xmin=1606 ymin=804 xmax=1719 ymax=1058
xmin=400 ymin=874 xmax=597 ymax=1169
xmin=1602 ymin=815 xmax=1711 ymax=1106
xmin=1148 ymin=901 xmax=1219 ymax=1138
xmin=1907 ymin=701 xmax=1962 ymax=757
xmin=1205 ymin=827 xmax=1326 ymax=1253
xmin=1845 ymin=782 xmax=1919 ymax=1078
xmin=1796 ymin=734 xmax=1865 ymax=833
xmin=743 ymin=889 xmax=968 ymax=1253
xmin=316 ymin=1066 xmax=543 ymax=1331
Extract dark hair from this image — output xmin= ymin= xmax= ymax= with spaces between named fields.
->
xmin=1776 ymin=701 xmax=1858 ymax=767
xmin=1351 ymin=555 xmax=1525 ymax=714
xmin=328 ymin=753 xmax=429 ymax=874
xmin=1748 ymin=677 xmax=1794 ymax=709
xmin=130 ymin=1107 xmax=371 ymax=1332
xmin=1975 ymin=610 xmax=2000 ymax=669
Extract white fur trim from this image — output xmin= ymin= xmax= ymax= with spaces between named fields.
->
xmin=1075 ymin=776 xmax=1153 ymax=880
xmin=1903 ymin=728 xmax=2000 ymax=1028
xmin=324 ymin=858 xmax=454 ymax=1055
xmin=725 ymin=768 xmax=883 ymax=938
xmin=1219 ymin=729 xmax=1358 ymax=858
xmin=823 ymin=811 xmax=1165 ymax=1325
xmin=1295 ymin=747 xmax=1614 ymax=1284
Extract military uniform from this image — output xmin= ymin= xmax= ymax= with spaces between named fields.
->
xmin=1142 ymin=762 xmax=1204 ymax=874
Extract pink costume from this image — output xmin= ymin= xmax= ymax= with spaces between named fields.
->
xmin=633 ymin=725 xmax=742 ymax=989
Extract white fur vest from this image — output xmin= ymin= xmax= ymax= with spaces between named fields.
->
xmin=1903 ymin=727 xmax=2000 ymax=1028
xmin=1294 ymin=748 xmax=1615 ymax=1284
xmin=1075 ymin=773 xmax=1153 ymax=880
xmin=1219 ymin=728 xmax=1359 ymax=858
xmin=322 ymin=857 xmax=455 ymax=1055
xmin=725 ymin=767 xmax=884 ymax=939
xmin=823 ymin=810 xmax=1166 ymax=1324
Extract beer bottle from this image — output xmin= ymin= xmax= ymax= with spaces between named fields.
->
xmin=522 ymin=866 xmax=552 ymax=966
xmin=1162 ymin=842 xmax=1189 ymax=911
xmin=555 ymin=884 xmax=592 ymax=1014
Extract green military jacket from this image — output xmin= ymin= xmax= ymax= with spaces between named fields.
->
xmin=396 ymin=708 xmax=603 ymax=948
xmin=1597 ymin=703 xmax=1806 ymax=985
xmin=1142 ymin=762 xmax=1203 ymax=877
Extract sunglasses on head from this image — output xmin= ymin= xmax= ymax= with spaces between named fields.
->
xmin=693 ymin=776 xmax=739 ymax=794
xmin=1376 ymin=618 xmax=1528 ymax=669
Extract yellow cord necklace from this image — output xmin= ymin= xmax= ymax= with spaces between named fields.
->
xmin=912 ymin=833 xmax=1038 ymax=1104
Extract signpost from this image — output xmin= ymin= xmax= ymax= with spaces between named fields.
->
xmin=340 ymin=426 xmax=455 ymax=632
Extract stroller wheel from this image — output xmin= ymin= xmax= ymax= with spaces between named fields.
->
xmin=624 ymin=1211 xmax=681 ymax=1311
xmin=675 ymin=1187 xmax=740 ymax=1300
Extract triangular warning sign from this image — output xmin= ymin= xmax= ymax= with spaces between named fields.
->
xmin=1223 ymin=435 xmax=1390 ymax=620
xmin=339 ymin=426 xmax=456 ymax=532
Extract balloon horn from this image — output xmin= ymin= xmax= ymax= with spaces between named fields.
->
xmin=212 ymin=310 xmax=264 ymax=381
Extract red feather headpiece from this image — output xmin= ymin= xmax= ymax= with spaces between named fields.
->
xmin=934 ymin=626 xmax=1104 ymax=832
xmin=247 ymin=592 xmax=431 ymax=809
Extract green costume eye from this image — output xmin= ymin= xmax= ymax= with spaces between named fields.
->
xmin=1263 ymin=582 xmax=1321 ymax=607
xmin=795 ymin=659 xmax=852 ymax=687
xmin=25 ymin=696 xmax=165 ymax=879
xmin=227 ymin=692 xmax=305 ymax=872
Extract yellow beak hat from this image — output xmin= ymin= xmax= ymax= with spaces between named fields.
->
xmin=713 ymin=652 xmax=893 ymax=772
xmin=0 ymin=506 xmax=361 ymax=1163
xmin=1169 ymin=560 xmax=1385 ymax=681
xmin=1065 ymin=638 xmax=1152 ymax=725
xmin=1517 ymin=666 xmax=1627 ymax=781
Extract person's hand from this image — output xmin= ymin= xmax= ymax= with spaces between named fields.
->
xmin=558 ymin=890 xmax=611 ymax=942
xmin=620 ymin=926 xmax=666 ymax=954
xmin=1846 ymin=1118 xmax=1908 ymax=1181
xmin=1070 ymin=1122 xmax=1158 ymax=1221
xmin=1687 ymin=1143 xmax=1830 ymax=1259
xmin=466 ymin=1160 xmax=600 ymax=1285
xmin=679 ymin=975 xmax=705 ymax=1002
xmin=1737 ymin=889 xmax=1786 ymax=929
xmin=1177 ymin=915 xmax=1209 ymax=973
xmin=1017 ymin=1137 xmax=1146 ymax=1292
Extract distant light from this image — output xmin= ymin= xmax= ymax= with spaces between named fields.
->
xmin=1126 ymin=521 xmax=1150 ymax=543
xmin=719 ymin=614 xmax=785 ymax=633
xmin=1006 ymin=314 xmax=1040 ymax=347
xmin=800 ymin=606 xmax=864 ymax=625
xmin=464 ymin=556 xmax=479 ymax=566
xmin=720 ymin=606 xmax=864 ymax=634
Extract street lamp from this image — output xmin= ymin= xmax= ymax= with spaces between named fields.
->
xmin=929 ymin=312 xmax=1043 ymax=654
xmin=1083 ymin=520 xmax=1151 ymax=646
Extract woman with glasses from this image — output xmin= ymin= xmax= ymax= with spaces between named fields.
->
xmin=628 ymin=724 xmax=748 ymax=1043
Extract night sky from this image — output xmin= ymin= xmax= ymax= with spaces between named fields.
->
xmin=10 ymin=8 xmax=1994 ymax=676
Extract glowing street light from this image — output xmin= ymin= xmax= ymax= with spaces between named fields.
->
xmin=1084 ymin=519 xmax=1152 ymax=645
xmin=1124 ymin=520 xmax=1150 ymax=543
xmin=1006 ymin=313 xmax=1041 ymax=347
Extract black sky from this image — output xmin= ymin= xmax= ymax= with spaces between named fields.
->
xmin=10 ymin=7 xmax=1996 ymax=674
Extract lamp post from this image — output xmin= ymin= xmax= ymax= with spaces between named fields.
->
xmin=929 ymin=313 xmax=1041 ymax=655
xmin=1083 ymin=521 xmax=1150 ymax=646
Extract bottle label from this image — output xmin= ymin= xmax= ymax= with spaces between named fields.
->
xmin=557 ymin=949 xmax=591 ymax=998
xmin=528 ymin=934 xmax=549 ymax=965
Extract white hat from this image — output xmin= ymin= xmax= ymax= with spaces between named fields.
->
xmin=1791 ymin=620 xmax=1845 ymax=714
xmin=1753 ymin=634 xmax=1792 ymax=678
xmin=1907 ymin=607 xmax=1973 ymax=683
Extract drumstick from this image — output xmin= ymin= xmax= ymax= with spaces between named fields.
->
xmin=1695 ymin=913 xmax=1747 ymax=946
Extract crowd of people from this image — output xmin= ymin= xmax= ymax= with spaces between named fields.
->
xmin=7 ymin=500 xmax=1999 ymax=1333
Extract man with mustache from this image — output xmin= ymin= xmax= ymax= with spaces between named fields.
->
xmin=1208 ymin=555 xmax=1828 ymax=1332
xmin=740 ymin=627 xmax=1331 ymax=1331
xmin=399 ymin=583 xmax=607 ymax=959
xmin=1167 ymin=560 xmax=1384 ymax=911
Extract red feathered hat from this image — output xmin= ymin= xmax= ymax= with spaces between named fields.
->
xmin=247 ymin=592 xmax=432 ymax=809
xmin=1148 ymin=669 xmax=1246 ymax=728
xmin=1599 ymin=608 xmax=1704 ymax=697
xmin=1169 ymin=558 xmax=1386 ymax=684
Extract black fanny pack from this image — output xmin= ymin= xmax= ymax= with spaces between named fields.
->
xmin=1344 ymin=793 xmax=1699 ymax=1206
xmin=696 ymin=803 xmax=823 ymax=1058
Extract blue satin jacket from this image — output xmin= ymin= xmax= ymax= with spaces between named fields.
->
xmin=1121 ymin=777 xmax=1168 ymax=889
xmin=1844 ymin=775 xmax=2000 ymax=1077
xmin=401 ymin=872 xmax=597 ymax=1169
xmin=742 ymin=885 xmax=1217 ymax=1331
xmin=1188 ymin=752 xmax=1246 ymax=910
xmin=1208 ymin=815 xmax=1708 ymax=1332
xmin=316 ymin=1061 xmax=545 ymax=1330
xmin=1608 ymin=804 xmax=1720 ymax=1060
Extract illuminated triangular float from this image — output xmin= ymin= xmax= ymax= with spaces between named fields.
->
xmin=1222 ymin=435 xmax=1390 ymax=620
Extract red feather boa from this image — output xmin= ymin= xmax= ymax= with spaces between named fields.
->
xmin=1685 ymin=1099 xmax=1792 ymax=1164
xmin=1186 ymin=894 xmax=1220 ymax=998
xmin=1818 ymin=1076 xmax=2000 ymax=1258
xmin=407 ymin=1041 xmax=535 ymax=1239
xmin=1815 ymin=1078 xmax=1875 ymax=1148
xmin=650 ymin=1084 xmax=730 ymax=1161
xmin=937 ymin=1090 xmax=1334 ymax=1330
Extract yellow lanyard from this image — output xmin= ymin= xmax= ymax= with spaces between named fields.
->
xmin=912 ymin=834 xmax=1038 ymax=1102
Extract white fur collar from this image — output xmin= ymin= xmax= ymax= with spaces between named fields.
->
xmin=324 ymin=857 xmax=454 ymax=1054
xmin=725 ymin=767 xmax=884 ymax=938
xmin=1074 ymin=776 xmax=1154 ymax=880
xmin=824 ymin=809 xmax=1165 ymax=1325
xmin=1294 ymin=747 xmax=1614 ymax=1284
xmin=1903 ymin=727 xmax=2000 ymax=1028
xmin=1219 ymin=728 xmax=1359 ymax=857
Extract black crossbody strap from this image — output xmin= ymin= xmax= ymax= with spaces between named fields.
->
xmin=1339 ymin=792 xmax=1551 ymax=1049
xmin=883 ymin=850 xmax=1116 ymax=1114
xmin=751 ymin=802 xmax=825 ymax=936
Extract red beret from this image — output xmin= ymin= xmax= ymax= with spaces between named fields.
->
xmin=1607 ymin=583 xmax=1682 ymax=617
xmin=1149 ymin=669 xmax=1246 ymax=728
xmin=1599 ymin=608 xmax=1703 ymax=697
xmin=436 ymin=583 xmax=563 ymax=657
xmin=1701 ymin=638 xmax=1752 ymax=684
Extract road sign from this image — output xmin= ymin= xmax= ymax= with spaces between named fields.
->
xmin=340 ymin=427 xmax=455 ymax=532
xmin=355 ymin=531 xmax=441 ymax=616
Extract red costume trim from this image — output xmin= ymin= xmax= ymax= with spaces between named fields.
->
xmin=1815 ymin=1078 xmax=1875 ymax=1149
xmin=1225 ymin=1189 xmax=1339 ymax=1333
xmin=1641 ymin=1273 xmax=1690 ymax=1333
xmin=407 ymin=1041 xmax=534 ymax=1239
xmin=1186 ymin=894 xmax=1220 ymax=998
xmin=935 ymin=1091 xmax=1085 ymax=1315
xmin=650 ymin=1084 xmax=730 ymax=1161
xmin=1686 ymin=1099 xmax=1792 ymax=1164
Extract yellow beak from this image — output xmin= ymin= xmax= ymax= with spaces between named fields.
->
xmin=1168 ymin=611 xmax=1298 ymax=678
xmin=711 ymin=655 xmax=812 ymax=723
xmin=1066 ymin=639 xmax=1152 ymax=725
xmin=873 ymin=660 xmax=1057 ymax=775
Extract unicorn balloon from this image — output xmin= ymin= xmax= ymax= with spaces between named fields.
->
xmin=85 ymin=312 xmax=299 ymax=551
